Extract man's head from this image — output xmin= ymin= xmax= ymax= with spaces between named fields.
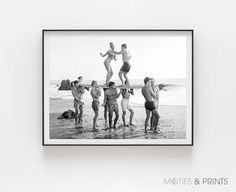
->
xmin=91 ymin=80 xmax=97 ymax=87
xmin=109 ymin=81 xmax=115 ymax=88
xmin=110 ymin=42 xmax=114 ymax=50
xmin=78 ymin=76 xmax=83 ymax=84
xmin=151 ymin=78 xmax=155 ymax=87
xmin=121 ymin=43 xmax=127 ymax=50
xmin=74 ymin=80 xmax=79 ymax=87
xmin=144 ymin=77 xmax=151 ymax=85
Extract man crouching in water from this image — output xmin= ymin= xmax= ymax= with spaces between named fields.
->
xmin=103 ymin=81 xmax=120 ymax=129
xmin=90 ymin=80 xmax=101 ymax=132
xmin=141 ymin=77 xmax=160 ymax=133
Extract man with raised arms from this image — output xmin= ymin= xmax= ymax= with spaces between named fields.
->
xmin=103 ymin=82 xmax=121 ymax=129
xmin=72 ymin=80 xmax=84 ymax=128
xmin=72 ymin=76 xmax=89 ymax=127
xmin=120 ymin=80 xmax=134 ymax=127
xmin=114 ymin=44 xmax=131 ymax=86
xmin=141 ymin=77 xmax=160 ymax=133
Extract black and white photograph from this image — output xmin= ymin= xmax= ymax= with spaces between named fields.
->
xmin=43 ymin=30 xmax=193 ymax=145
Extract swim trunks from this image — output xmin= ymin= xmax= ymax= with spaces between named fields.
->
xmin=121 ymin=98 xmax=132 ymax=112
xmin=145 ymin=101 xmax=156 ymax=111
xmin=108 ymin=102 xmax=119 ymax=113
xmin=92 ymin=101 xmax=100 ymax=112
xmin=120 ymin=62 xmax=131 ymax=73
xmin=74 ymin=99 xmax=83 ymax=109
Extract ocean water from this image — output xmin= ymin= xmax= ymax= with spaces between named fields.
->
xmin=49 ymin=79 xmax=186 ymax=106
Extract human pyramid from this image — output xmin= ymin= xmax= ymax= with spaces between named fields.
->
xmin=71 ymin=42 xmax=160 ymax=134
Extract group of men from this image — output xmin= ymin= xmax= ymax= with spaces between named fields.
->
xmin=71 ymin=76 xmax=134 ymax=132
xmin=70 ymin=42 xmax=160 ymax=133
xmin=71 ymin=76 xmax=160 ymax=134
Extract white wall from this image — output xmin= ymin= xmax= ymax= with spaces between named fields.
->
xmin=0 ymin=0 xmax=235 ymax=191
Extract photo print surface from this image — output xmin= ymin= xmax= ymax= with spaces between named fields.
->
xmin=43 ymin=30 xmax=193 ymax=145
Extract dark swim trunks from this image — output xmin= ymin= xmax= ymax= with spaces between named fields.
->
xmin=120 ymin=62 xmax=131 ymax=73
xmin=108 ymin=102 xmax=119 ymax=113
xmin=145 ymin=101 xmax=156 ymax=111
xmin=92 ymin=101 xmax=100 ymax=112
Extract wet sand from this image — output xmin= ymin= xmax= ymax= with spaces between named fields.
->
xmin=49 ymin=99 xmax=186 ymax=139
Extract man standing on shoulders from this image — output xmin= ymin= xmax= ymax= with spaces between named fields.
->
xmin=114 ymin=44 xmax=131 ymax=86
xmin=141 ymin=77 xmax=160 ymax=133
xmin=103 ymin=82 xmax=121 ymax=130
xmin=90 ymin=81 xmax=101 ymax=132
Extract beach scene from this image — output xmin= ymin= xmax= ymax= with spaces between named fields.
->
xmin=44 ymin=30 xmax=192 ymax=144
xmin=49 ymin=78 xmax=186 ymax=139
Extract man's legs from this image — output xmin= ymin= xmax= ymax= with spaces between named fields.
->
xmin=124 ymin=72 xmax=129 ymax=84
xmin=74 ymin=107 xmax=79 ymax=125
xmin=118 ymin=70 xmax=124 ymax=85
xmin=113 ymin=109 xmax=119 ymax=128
xmin=108 ymin=110 xmax=113 ymax=129
xmin=150 ymin=113 xmax=154 ymax=129
xmin=128 ymin=108 xmax=134 ymax=125
xmin=122 ymin=111 xmax=126 ymax=126
xmin=151 ymin=109 xmax=160 ymax=132
xmin=145 ymin=109 xmax=151 ymax=133
xmin=93 ymin=110 xmax=99 ymax=130
xmin=104 ymin=104 xmax=108 ymax=125
xmin=78 ymin=104 xmax=83 ymax=124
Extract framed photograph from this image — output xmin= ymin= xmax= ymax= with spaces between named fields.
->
xmin=42 ymin=29 xmax=193 ymax=146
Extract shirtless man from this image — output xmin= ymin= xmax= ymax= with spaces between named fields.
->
xmin=120 ymin=80 xmax=134 ymax=127
xmin=72 ymin=76 xmax=89 ymax=127
xmin=103 ymin=82 xmax=121 ymax=129
xmin=141 ymin=77 xmax=160 ymax=133
xmin=114 ymin=44 xmax=131 ymax=86
xmin=100 ymin=42 xmax=116 ymax=85
xmin=72 ymin=80 xmax=84 ymax=127
xmin=90 ymin=80 xmax=101 ymax=131
xmin=150 ymin=78 xmax=160 ymax=130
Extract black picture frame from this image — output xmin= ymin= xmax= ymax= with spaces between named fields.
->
xmin=42 ymin=29 xmax=194 ymax=146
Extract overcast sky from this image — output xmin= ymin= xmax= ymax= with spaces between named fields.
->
xmin=46 ymin=31 xmax=188 ymax=81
